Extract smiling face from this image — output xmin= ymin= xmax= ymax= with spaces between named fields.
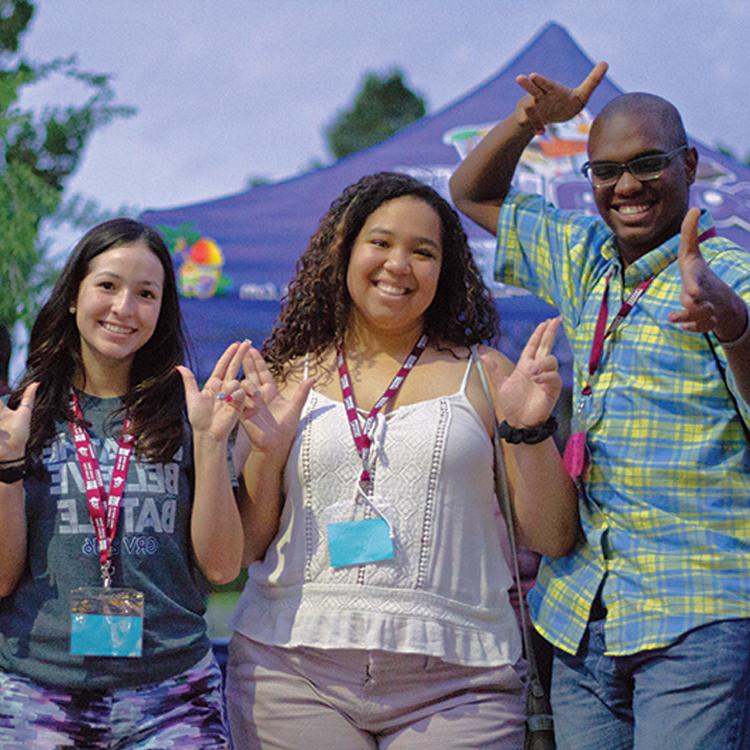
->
xmin=588 ymin=108 xmax=697 ymax=265
xmin=346 ymin=195 xmax=443 ymax=340
xmin=74 ymin=241 xmax=165 ymax=383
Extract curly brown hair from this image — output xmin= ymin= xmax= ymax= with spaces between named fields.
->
xmin=263 ymin=172 xmax=499 ymax=378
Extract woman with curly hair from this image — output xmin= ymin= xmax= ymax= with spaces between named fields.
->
xmin=0 ymin=218 xmax=248 ymax=749
xmin=227 ymin=173 xmax=577 ymax=749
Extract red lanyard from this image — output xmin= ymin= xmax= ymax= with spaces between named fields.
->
xmin=68 ymin=391 xmax=134 ymax=586
xmin=337 ymin=334 xmax=428 ymax=483
xmin=582 ymin=226 xmax=717 ymax=396
xmin=583 ymin=274 xmax=652 ymax=393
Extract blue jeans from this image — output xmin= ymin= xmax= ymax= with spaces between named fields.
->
xmin=551 ymin=617 xmax=750 ymax=750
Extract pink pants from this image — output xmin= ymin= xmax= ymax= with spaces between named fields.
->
xmin=225 ymin=633 xmax=526 ymax=750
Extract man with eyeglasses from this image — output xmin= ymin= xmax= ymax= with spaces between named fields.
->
xmin=451 ymin=63 xmax=750 ymax=750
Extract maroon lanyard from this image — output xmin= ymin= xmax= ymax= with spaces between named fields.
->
xmin=582 ymin=227 xmax=717 ymax=395
xmin=336 ymin=334 xmax=428 ymax=482
xmin=68 ymin=391 xmax=134 ymax=586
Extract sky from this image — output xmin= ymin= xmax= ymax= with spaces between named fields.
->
xmin=20 ymin=0 xmax=750 ymax=219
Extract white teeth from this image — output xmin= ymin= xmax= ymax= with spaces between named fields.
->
xmin=619 ymin=204 xmax=650 ymax=215
xmin=377 ymin=282 xmax=408 ymax=296
xmin=101 ymin=322 xmax=133 ymax=334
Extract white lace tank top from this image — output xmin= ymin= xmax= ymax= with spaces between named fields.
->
xmin=230 ymin=353 xmax=522 ymax=667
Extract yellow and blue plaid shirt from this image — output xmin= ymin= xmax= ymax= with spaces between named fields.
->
xmin=496 ymin=190 xmax=750 ymax=656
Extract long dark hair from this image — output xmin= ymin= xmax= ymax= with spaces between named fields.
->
xmin=12 ymin=218 xmax=188 ymax=462
xmin=263 ymin=172 xmax=499 ymax=378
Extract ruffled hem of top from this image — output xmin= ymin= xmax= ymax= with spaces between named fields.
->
xmin=229 ymin=581 xmax=522 ymax=668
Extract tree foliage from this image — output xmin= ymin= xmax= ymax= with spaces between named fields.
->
xmin=0 ymin=0 xmax=134 ymax=331
xmin=715 ymin=142 xmax=750 ymax=168
xmin=326 ymin=69 xmax=426 ymax=160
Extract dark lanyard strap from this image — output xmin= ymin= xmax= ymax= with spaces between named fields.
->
xmin=68 ymin=391 xmax=134 ymax=586
xmin=336 ymin=334 xmax=428 ymax=482
xmin=582 ymin=226 xmax=718 ymax=395
xmin=584 ymin=274 xmax=653 ymax=391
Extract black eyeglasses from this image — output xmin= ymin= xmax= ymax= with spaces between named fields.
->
xmin=580 ymin=145 xmax=688 ymax=188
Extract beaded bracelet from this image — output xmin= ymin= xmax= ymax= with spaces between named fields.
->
xmin=497 ymin=416 xmax=558 ymax=445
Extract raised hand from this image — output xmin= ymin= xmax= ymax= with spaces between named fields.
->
xmin=668 ymin=208 xmax=748 ymax=341
xmin=515 ymin=61 xmax=608 ymax=135
xmin=482 ymin=318 xmax=562 ymax=427
xmin=0 ymin=382 xmax=39 ymax=461
xmin=237 ymin=346 xmax=313 ymax=458
xmin=177 ymin=341 xmax=249 ymax=441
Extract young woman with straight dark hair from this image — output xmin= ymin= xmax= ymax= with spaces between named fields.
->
xmin=0 ymin=218 xmax=247 ymax=749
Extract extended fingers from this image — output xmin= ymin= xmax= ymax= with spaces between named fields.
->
xmin=520 ymin=317 xmax=559 ymax=361
xmin=574 ymin=61 xmax=608 ymax=103
xmin=537 ymin=317 xmax=561 ymax=358
xmin=19 ymin=381 xmax=40 ymax=411
xmin=516 ymin=73 xmax=546 ymax=98
xmin=208 ymin=341 xmax=243 ymax=382
xmin=176 ymin=365 xmax=200 ymax=398
xmin=244 ymin=347 xmax=275 ymax=388
xmin=678 ymin=208 xmax=702 ymax=262
xmin=226 ymin=340 xmax=251 ymax=382
xmin=0 ymin=382 xmax=39 ymax=424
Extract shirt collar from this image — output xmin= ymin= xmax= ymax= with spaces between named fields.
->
xmin=602 ymin=210 xmax=715 ymax=287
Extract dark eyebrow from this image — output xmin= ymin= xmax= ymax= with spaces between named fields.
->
xmin=91 ymin=270 xmax=163 ymax=289
xmin=367 ymin=226 xmax=441 ymax=250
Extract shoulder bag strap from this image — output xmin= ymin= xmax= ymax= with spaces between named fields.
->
xmin=472 ymin=348 xmax=549 ymax=707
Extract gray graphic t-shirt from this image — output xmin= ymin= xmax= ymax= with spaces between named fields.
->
xmin=0 ymin=394 xmax=217 ymax=690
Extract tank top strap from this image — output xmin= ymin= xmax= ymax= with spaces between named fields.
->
xmin=460 ymin=347 xmax=478 ymax=394
xmin=303 ymin=353 xmax=310 ymax=380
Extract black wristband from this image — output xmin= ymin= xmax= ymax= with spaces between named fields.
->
xmin=0 ymin=464 xmax=26 ymax=483
xmin=497 ymin=416 xmax=557 ymax=445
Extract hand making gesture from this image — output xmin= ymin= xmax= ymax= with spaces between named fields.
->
xmin=177 ymin=340 xmax=250 ymax=442
xmin=0 ymin=382 xmax=39 ymax=462
xmin=668 ymin=208 xmax=749 ymax=341
xmin=482 ymin=318 xmax=562 ymax=428
xmin=515 ymin=61 xmax=608 ymax=135
xmin=237 ymin=347 xmax=314 ymax=459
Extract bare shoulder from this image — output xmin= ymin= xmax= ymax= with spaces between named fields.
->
xmin=476 ymin=345 xmax=514 ymax=376
xmin=281 ymin=350 xmax=336 ymax=398
xmin=463 ymin=345 xmax=514 ymax=436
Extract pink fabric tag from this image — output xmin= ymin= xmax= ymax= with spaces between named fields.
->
xmin=563 ymin=431 xmax=588 ymax=478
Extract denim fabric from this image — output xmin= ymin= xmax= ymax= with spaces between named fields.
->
xmin=551 ymin=616 xmax=750 ymax=750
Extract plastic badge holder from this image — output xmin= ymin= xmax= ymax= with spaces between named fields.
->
xmin=70 ymin=587 xmax=144 ymax=657
xmin=327 ymin=517 xmax=395 ymax=568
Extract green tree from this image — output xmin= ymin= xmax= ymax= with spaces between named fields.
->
xmin=244 ymin=174 xmax=271 ymax=190
xmin=0 ymin=0 xmax=134 ymax=332
xmin=715 ymin=142 xmax=750 ymax=168
xmin=326 ymin=69 xmax=426 ymax=160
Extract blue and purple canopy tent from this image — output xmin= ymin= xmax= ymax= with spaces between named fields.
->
xmin=142 ymin=22 xmax=750 ymax=381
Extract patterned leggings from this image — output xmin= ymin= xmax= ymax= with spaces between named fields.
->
xmin=0 ymin=651 xmax=229 ymax=749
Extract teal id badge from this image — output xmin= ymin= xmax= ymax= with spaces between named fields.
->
xmin=70 ymin=587 xmax=144 ymax=657
xmin=327 ymin=518 xmax=395 ymax=567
